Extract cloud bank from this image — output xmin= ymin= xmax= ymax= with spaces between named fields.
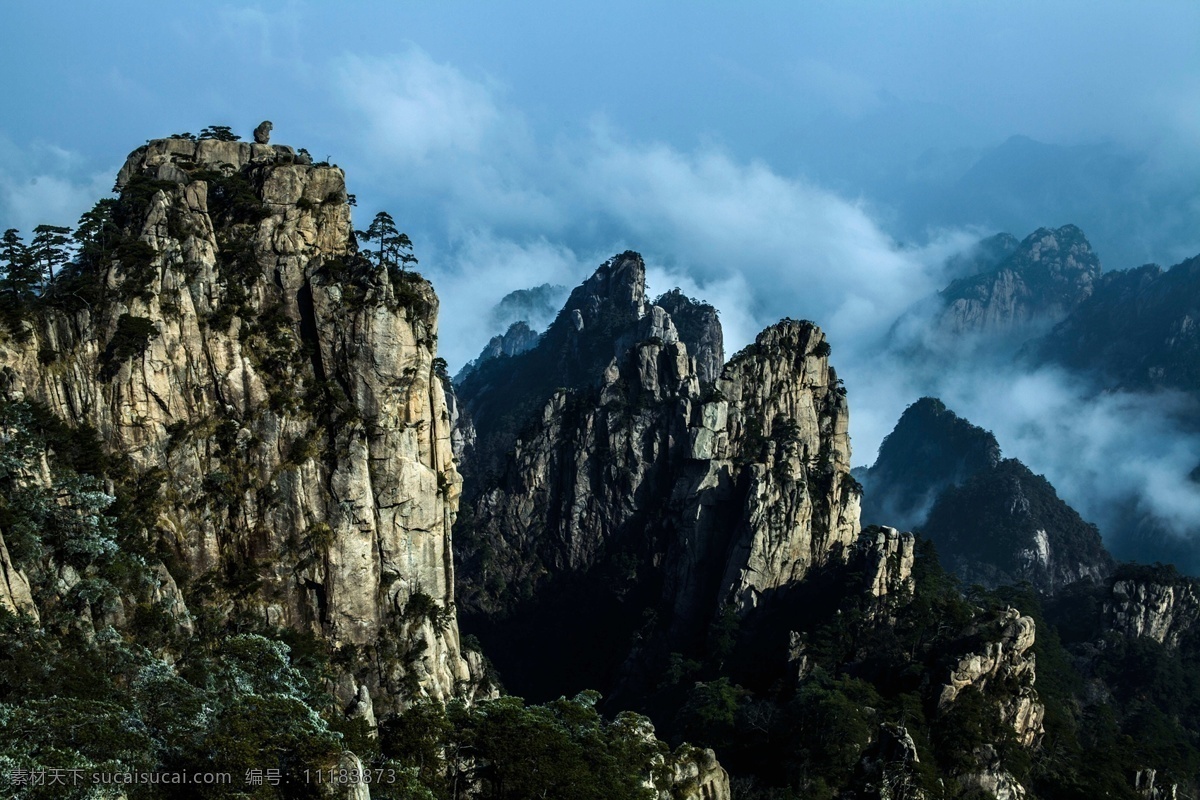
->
xmin=3 ymin=40 xmax=1196 ymax=567
xmin=0 ymin=137 xmax=114 ymax=237
xmin=330 ymin=48 xmax=1200 ymax=565
xmin=333 ymin=49 xmax=975 ymax=368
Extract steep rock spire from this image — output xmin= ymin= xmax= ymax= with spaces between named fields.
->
xmin=0 ymin=136 xmax=480 ymax=712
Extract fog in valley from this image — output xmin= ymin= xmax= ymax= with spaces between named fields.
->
xmin=4 ymin=1 xmax=1200 ymax=568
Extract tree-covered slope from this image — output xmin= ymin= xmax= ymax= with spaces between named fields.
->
xmin=924 ymin=458 xmax=1113 ymax=593
xmin=859 ymin=397 xmax=1001 ymax=531
xmin=1035 ymin=255 xmax=1200 ymax=395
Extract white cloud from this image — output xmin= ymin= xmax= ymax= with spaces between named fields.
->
xmin=426 ymin=231 xmax=591 ymax=369
xmin=337 ymin=49 xmax=504 ymax=167
xmin=0 ymin=137 xmax=114 ymax=234
xmin=572 ymin=133 xmax=979 ymax=356
xmin=330 ymin=47 xmax=1200 ymax=557
xmin=332 ymin=50 xmax=974 ymax=443
xmin=941 ymin=366 xmax=1200 ymax=545
xmin=335 ymin=49 xmax=561 ymax=234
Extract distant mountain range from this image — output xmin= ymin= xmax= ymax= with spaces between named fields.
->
xmin=3 ymin=131 xmax=1199 ymax=800
xmin=882 ymin=135 xmax=1200 ymax=270
xmin=1035 ymin=254 xmax=1200 ymax=395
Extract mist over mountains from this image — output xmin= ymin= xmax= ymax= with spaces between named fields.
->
xmin=4 ymin=9 xmax=1198 ymax=581
xmin=1 ymin=122 xmax=1199 ymax=798
xmin=466 ymin=218 xmax=1200 ymax=574
xmin=4 ymin=5 xmax=1200 ymax=796
xmin=838 ymin=134 xmax=1200 ymax=271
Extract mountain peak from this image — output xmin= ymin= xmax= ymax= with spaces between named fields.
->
xmin=116 ymin=136 xmax=321 ymax=191
xmin=0 ymin=132 xmax=480 ymax=713
xmin=556 ymin=250 xmax=648 ymax=335
xmin=455 ymin=251 xmax=721 ymax=485
xmin=861 ymin=397 xmax=1001 ymax=529
xmin=935 ymin=224 xmax=1101 ymax=337
xmin=654 ymin=288 xmax=724 ymax=384
xmin=863 ymin=398 xmax=1112 ymax=592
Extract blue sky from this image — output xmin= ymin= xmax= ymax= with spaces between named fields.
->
xmin=4 ymin=2 xmax=1200 ymax=513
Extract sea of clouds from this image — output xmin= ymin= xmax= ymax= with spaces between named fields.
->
xmin=3 ymin=44 xmax=1198 ymax=567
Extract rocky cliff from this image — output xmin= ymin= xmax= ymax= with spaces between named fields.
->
xmin=855 ymin=525 xmax=916 ymax=600
xmin=0 ymin=529 xmax=37 ymax=622
xmin=7 ymin=133 xmax=1185 ymax=800
xmin=942 ymin=232 xmax=1021 ymax=282
xmin=488 ymin=283 xmax=568 ymax=333
xmin=938 ymin=607 xmax=1045 ymax=747
xmin=478 ymin=319 xmax=541 ymax=361
xmin=454 ymin=254 xmax=860 ymax=697
xmin=654 ymin=288 xmax=724 ymax=385
xmin=660 ymin=745 xmax=731 ymax=800
xmin=0 ymin=136 xmax=476 ymax=712
xmin=453 ymin=319 xmax=540 ymax=383
xmin=937 ymin=608 xmax=1045 ymax=800
xmin=1039 ymin=564 xmax=1200 ymax=798
xmin=935 ymin=224 xmax=1100 ymax=337
xmin=455 ymin=254 xmax=723 ymax=484
xmin=1105 ymin=567 xmax=1200 ymax=649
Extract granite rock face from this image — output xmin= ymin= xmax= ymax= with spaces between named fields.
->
xmin=936 ymin=224 xmax=1101 ymax=337
xmin=253 ymin=120 xmax=273 ymax=144
xmin=477 ymin=320 xmax=540 ymax=362
xmin=701 ymin=320 xmax=859 ymax=614
xmin=0 ymin=529 xmax=37 ymax=622
xmin=938 ymin=607 xmax=1045 ymax=748
xmin=960 ymin=745 xmax=1028 ymax=800
xmin=0 ymin=137 xmax=477 ymax=712
xmin=455 ymin=254 xmax=861 ymax=695
xmin=661 ymin=746 xmax=731 ymax=800
xmin=654 ymin=288 xmax=724 ymax=385
xmin=1106 ymin=573 xmax=1200 ymax=649
xmin=453 ymin=320 xmax=540 ymax=383
xmin=855 ymin=525 xmax=916 ymax=600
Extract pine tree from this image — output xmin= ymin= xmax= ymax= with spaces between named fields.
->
xmin=30 ymin=224 xmax=73 ymax=286
xmin=73 ymin=199 xmax=118 ymax=269
xmin=198 ymin=125 xmax=240 ymax=142
xmin=1 ymin=229 xmax=39 ymax=304
xmin=356 ymin=211 xmax=417 ymax=273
